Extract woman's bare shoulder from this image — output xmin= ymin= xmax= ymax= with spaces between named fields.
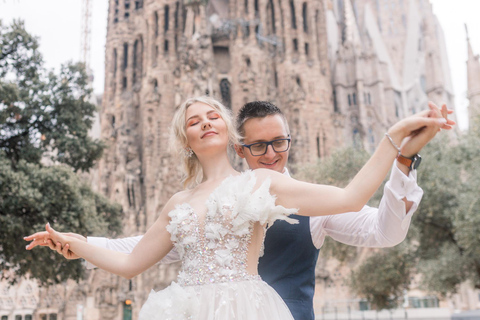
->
xmin=160 ymin=189 xmax=192 ymax=214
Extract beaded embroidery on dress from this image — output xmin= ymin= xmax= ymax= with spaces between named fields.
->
xmin=139 ymin=171 xmax=297 ymax=320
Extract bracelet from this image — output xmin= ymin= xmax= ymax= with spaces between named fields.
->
xmin=384 ymin=132 xmax=401 ymax=156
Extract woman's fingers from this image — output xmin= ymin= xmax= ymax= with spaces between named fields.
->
xmin=24 ymin=231 xmax=48 ymax=242
xmin=25 ymin=238 xmax=49 ymax=250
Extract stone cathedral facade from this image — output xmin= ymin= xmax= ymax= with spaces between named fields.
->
xmin=2 ymin=1 xmax=475 ymax=320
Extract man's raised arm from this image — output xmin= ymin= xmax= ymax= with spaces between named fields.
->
xmin=25 ymin=233 xmax=181 ymax=267
xmin=310 ymin=160 xmax=423 ymax=249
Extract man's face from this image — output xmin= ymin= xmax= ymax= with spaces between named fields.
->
xmin=235 ymin=114 xmax=290 ymax=173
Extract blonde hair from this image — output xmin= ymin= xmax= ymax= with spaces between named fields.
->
xmin=170 ymin=96 xmax=241 ymax=188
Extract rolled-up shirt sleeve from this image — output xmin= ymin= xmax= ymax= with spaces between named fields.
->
xmin=310 ymin=162 xmax=423 ymax=249
xmin=85 ymin=235 xmax=181 ymax=269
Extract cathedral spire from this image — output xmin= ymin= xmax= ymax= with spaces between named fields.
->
xmin=342 ymin=0 xmax=361 ymax=49
xmin=465 ymin=23 xmax=480 ymax=124
xmin=466 ymin=24 xmax=475 ymax=62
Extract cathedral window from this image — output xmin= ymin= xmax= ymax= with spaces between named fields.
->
xmin=127 ymin=181 xmax=136 ymax=208
xmin=315 ymin=9 xmax=321 ymax=60
xmin=112 ymin=49 xmax=117 ymax=92
xmin=132 ymin=43 xmax=138 ymax=84
xmin=113 ymin=49 xmax=118 ymax=76
xmin=153 ymin=79 xmax=158 ymax=93
xmin=353 ymin=128 xmax=360 ymax=147
xmin=123 ymin=43 xmax=129 ymax=70
xmin=135 ymin=0 xmax=143 ymax=10
xmin=302 ymin=2 xmax=308 ymax=33
xmin=164 ymin=5 xmax=170 ymax=32
xmin=296 ymin=76 xmax=301 ymax=86
xmin=316 ymin=134 xmax=321 ymax=158
xmin=348 ymin=94 xmax=352 ymax=106
xmin=304 ymin=42 xmax=309 ymax=57
xmin=254 ymin=0 xmax=259 ymax=17
xmin=164 ymin=40 xmax=169 ymax=53
xmin=25 ymin=316 xmax=32 ymax=320
xmin=290 ymin=0 xmax=297 ymax=29
xmin=174 ymin=2 xmax=180 ymax=30
xmin=333 ymin=90 xmax=339 ymax=112
xmin=245 ymin=0 xmax=249 ymax=14
xmin=352 ymin=92 xmax=357 ymax=105
xmin=182 ymin=5 xmax=187 ymax=32
xmin=293 ymin=38 xmax=298 ymax=52
xmin=368 ymin=93 xmax=371 ymax=105
xmin=243 ymin=22 xmax=250 ymax=39
xmin=113 ymin=0 xmax=119 ymax=23
xmin=266 ymin=0 xmax=276 ymax=35
xmin=122 ymin=43 xmax=128 ymax=90
xmin=154 ymin=12 xmax=159 ymax=38
xmin=133 ymin=38 xmax=143 ymax=86
xmin=125 ymin=0 xmax=130 ymax=18
xmin=220 ymin=79 xmax=232 ymax=109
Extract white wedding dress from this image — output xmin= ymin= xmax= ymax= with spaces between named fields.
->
xmin=139 ymin=171 xmax=297 ymax=319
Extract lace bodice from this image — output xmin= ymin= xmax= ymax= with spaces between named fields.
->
xmin=166 ymin=171 xmax=297 ymax=286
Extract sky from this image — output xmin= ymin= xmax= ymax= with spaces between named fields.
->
xmin=0 ymin=0 xmax=478 ymax=130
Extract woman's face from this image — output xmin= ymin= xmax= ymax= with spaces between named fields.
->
xmin=185 ymin=102 xmax=228 ymax=156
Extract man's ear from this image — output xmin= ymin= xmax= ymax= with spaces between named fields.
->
xmin=234 ymin=144 xmax=246 ymax=158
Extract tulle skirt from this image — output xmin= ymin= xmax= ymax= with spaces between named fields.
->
xmin=139 ymin=279 xmax=294 ymax=320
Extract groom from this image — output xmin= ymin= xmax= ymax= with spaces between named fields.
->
xmin=27 ymin=101 xmax=429 ymax=320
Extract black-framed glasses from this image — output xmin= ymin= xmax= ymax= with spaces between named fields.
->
xmin=242 ymin=137 xmax=291 ymax=156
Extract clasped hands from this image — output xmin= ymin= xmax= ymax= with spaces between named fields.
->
xmin=24 ymin=223 xmax=85 ymax=260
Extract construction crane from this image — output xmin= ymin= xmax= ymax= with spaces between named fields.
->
xmin=80 ymin=0 xmax=93 ymax=82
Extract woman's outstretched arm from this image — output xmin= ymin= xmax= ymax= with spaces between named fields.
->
xmin=262 ymin=110 xmax=452 ymax=217
xmin=27 ymin=195 xmax=179 ymax=279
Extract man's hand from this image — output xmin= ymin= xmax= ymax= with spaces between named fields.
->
xmin=24 ymin=225 xmax=86 ymax=260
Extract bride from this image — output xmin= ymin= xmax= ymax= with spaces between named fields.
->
xmin=27 ymin=96 xmax=450 ymax=319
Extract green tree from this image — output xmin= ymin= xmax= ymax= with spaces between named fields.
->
xmin=295 ymin=125 xmax=480 ymax=309
xmin=0 ymin=20 xmax=122 ymax=285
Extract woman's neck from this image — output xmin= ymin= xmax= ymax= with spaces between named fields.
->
xmin=197 ymin=151 xmax=238 ymax=183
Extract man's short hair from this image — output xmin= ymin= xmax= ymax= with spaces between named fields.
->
xmin=237 ymin=101 xmax=290 ymax=138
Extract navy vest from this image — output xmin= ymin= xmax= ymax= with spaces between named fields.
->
xmin=258 ymin=214 xmax=320 ymax=320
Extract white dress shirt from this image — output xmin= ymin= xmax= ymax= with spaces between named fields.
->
xmin=86 ymin=161 xmax=422 ymax=268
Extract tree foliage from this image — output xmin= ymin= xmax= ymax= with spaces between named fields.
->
xmin=295 ymin=124 xmax=480 ymax=309
xmin=295 ymin=147 xmax=386 ymax=264
xmin=0 ymin=20 xmax=122 ymax=285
